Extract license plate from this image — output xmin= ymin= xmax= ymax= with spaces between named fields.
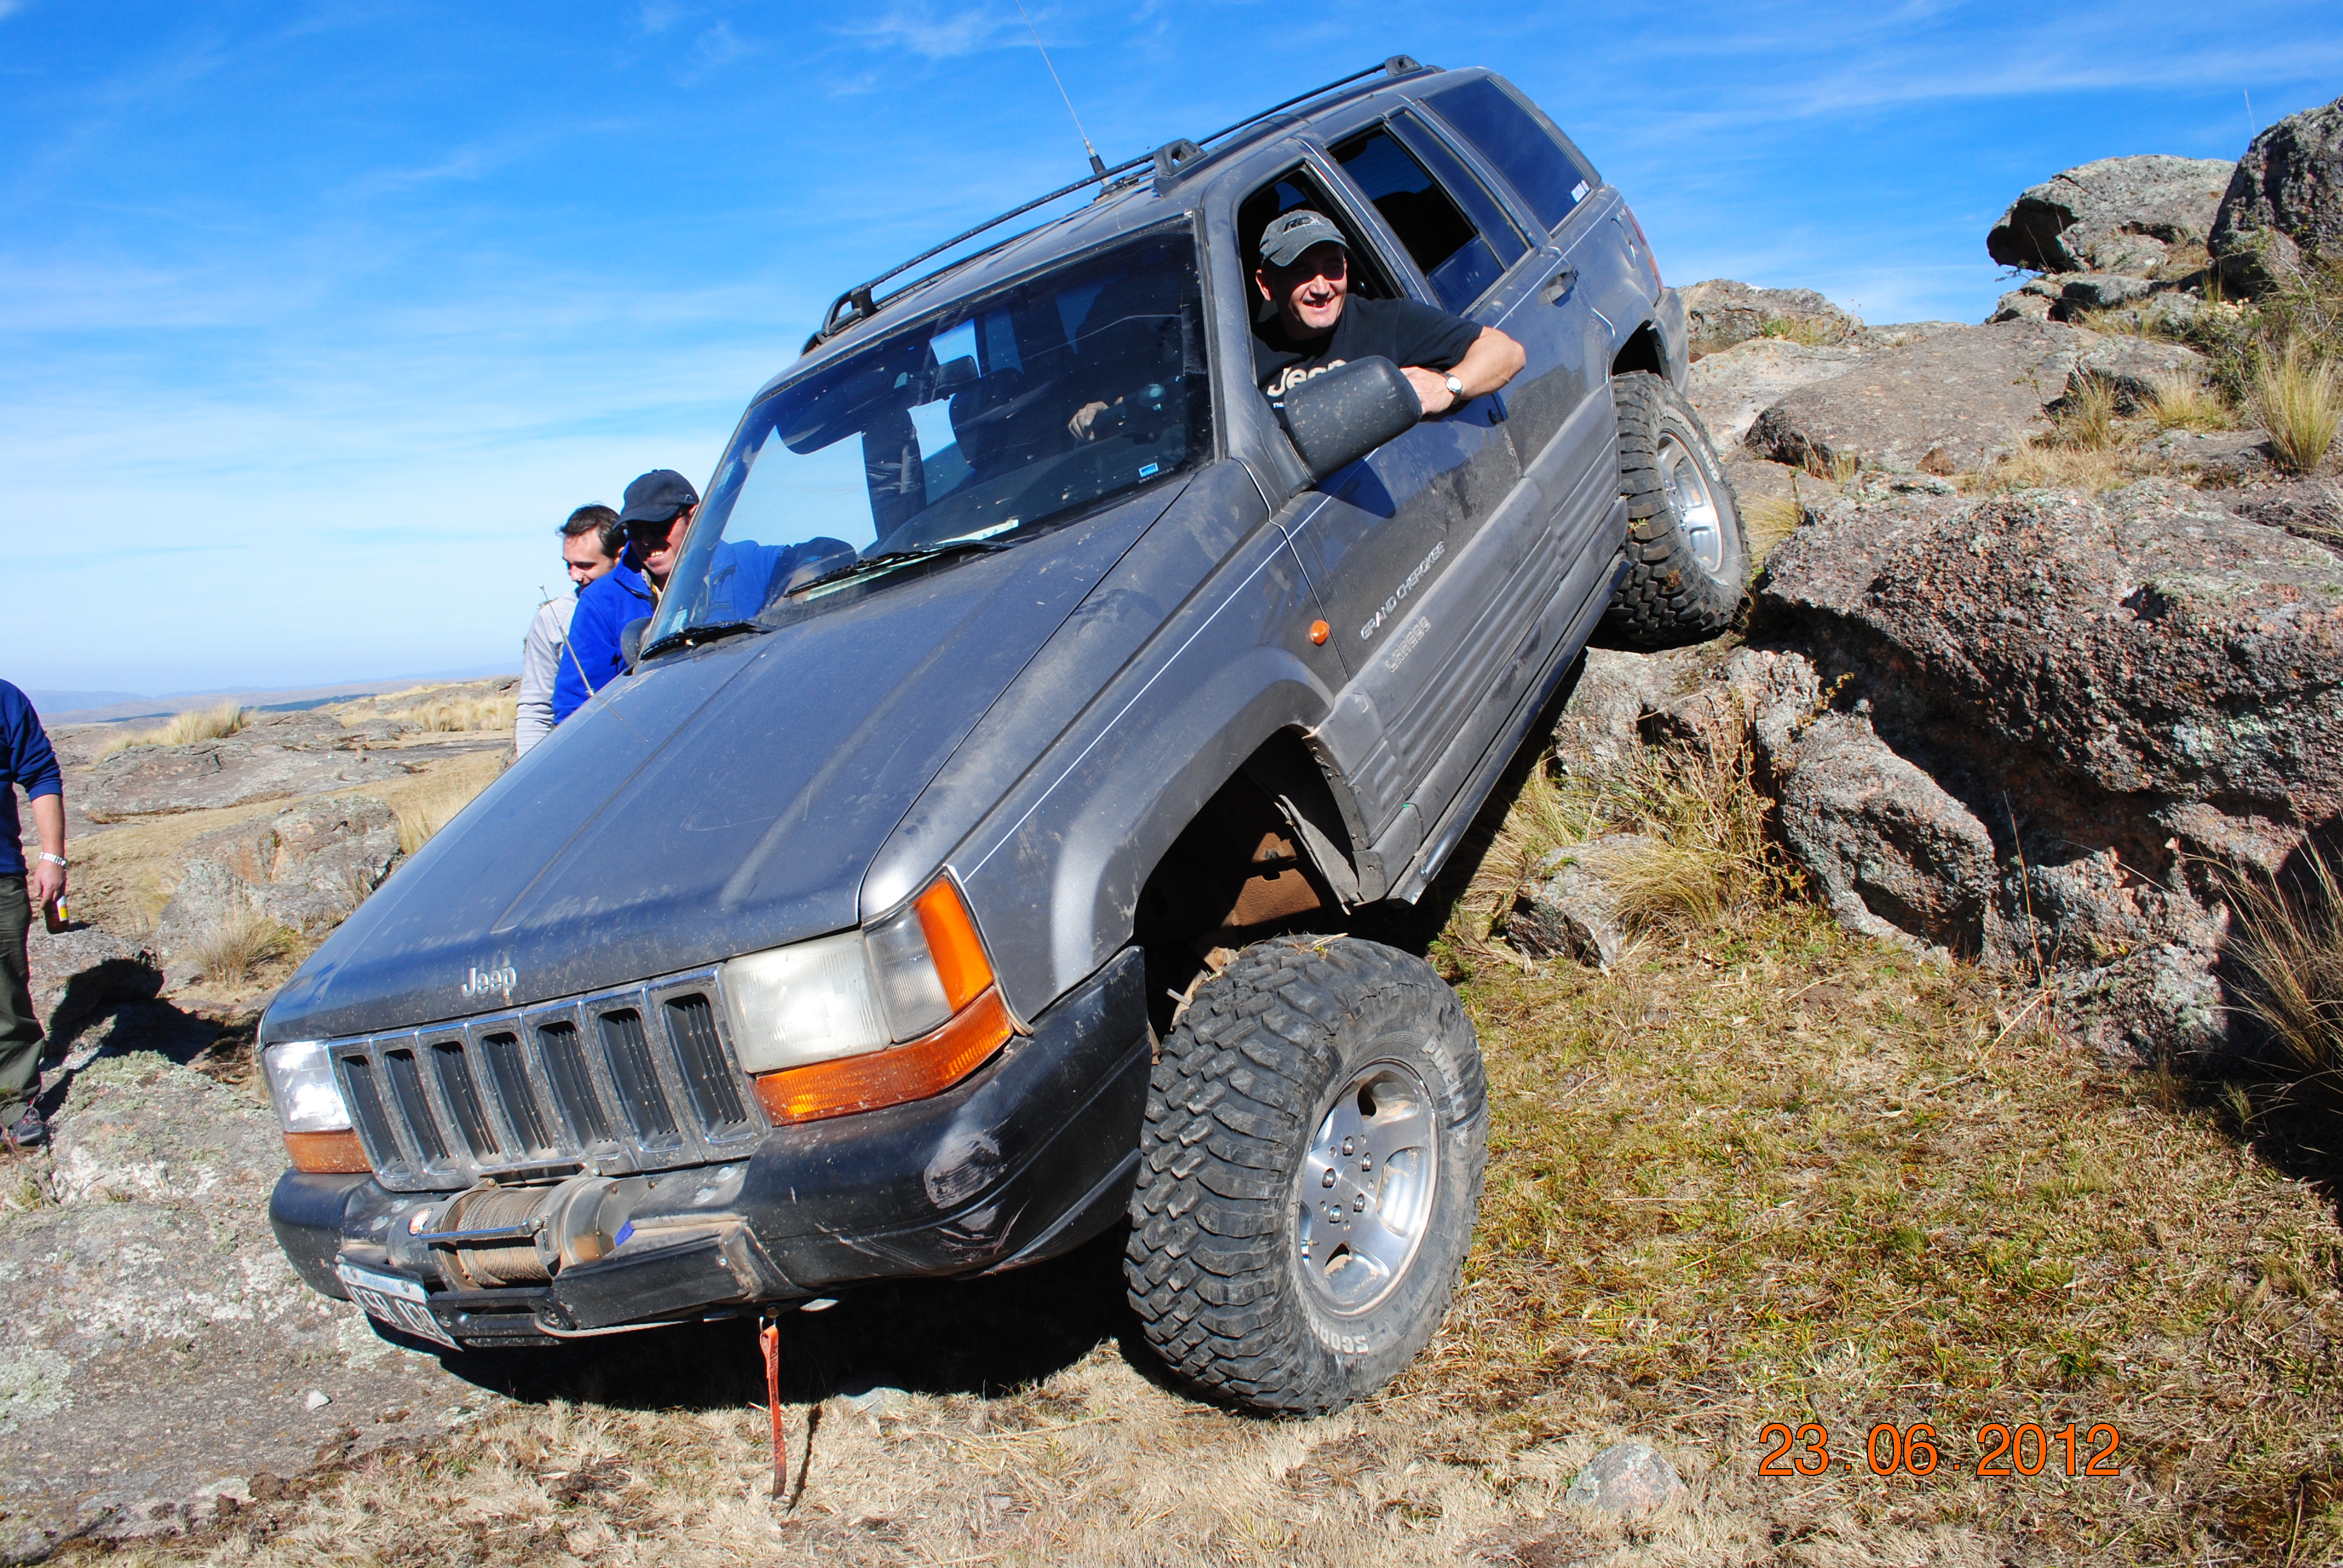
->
xmin=336 ymin=1261 xmax=459 ymax=1349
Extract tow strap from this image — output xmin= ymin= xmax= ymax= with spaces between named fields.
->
xmin=759 ymin=1308 xmax=787 ymax=1500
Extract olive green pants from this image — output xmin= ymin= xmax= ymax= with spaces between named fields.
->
xmin=0 ymin=875 xmax=39 ymax=1117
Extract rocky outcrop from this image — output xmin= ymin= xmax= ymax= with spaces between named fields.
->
xmin=154 ymin=795 xmax=404 ymax=961
xmin=1678 ymin=279 xmax=1856 ymax=358
xmin=1743 ymin=321 xmax=2204 ymax=474
xmin=1687 ymin=338 xmax=1867 ymax=450
xmin=1760 ymin=481 xmax=2343 ymax=819
xmin=1545 ymin=477 xmax=2338 ymax=1056
xmin=1987 ymin=155 xmax=2232 ymax=277
xmin=2212 ymin=94 xmax=2343 ymax=293
xmin=82 ymin=712 xmax=410 ymax=820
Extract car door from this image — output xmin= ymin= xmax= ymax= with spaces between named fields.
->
xmin=1265 ymin=132 xmax=1540 ymax=822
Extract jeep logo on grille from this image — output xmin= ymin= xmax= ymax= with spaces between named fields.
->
xmin=460 ymin=964 xmax=518 ymax=1002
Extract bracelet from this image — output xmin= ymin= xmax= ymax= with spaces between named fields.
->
xmin=37 ymin=853 xmax=65 ymax=867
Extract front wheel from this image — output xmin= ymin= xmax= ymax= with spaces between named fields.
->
xmin=1601 ymin=370 xmax=1749 ymax=645
xmin=1124 ymin=936 xmax=1487 ymax=1416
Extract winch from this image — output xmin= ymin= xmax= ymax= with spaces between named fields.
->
xmin=424 ymin=1174 xmax=647 ymax=1289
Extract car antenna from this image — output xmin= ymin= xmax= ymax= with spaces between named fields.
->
xmin=1012 ymin=0 xmax=1106 ymax=180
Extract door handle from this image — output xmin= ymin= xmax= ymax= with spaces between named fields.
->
xmin=1542 ymin=266 xmax=1579 ymax=304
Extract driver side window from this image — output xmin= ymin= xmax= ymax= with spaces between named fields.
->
xmin=1235 ymin=165 xmax=1399 ymax=328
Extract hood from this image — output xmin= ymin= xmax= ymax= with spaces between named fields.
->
xmin=263 ymin=484 xmax=1184 ymax=1043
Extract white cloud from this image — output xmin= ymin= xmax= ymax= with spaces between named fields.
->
xmin=838 ymin=4 xmax=1020 ymax=61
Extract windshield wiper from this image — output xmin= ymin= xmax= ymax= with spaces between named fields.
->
xmin=640 ymin=619 xmax=758 ymax=662
xmin=787 ymin=537 xmax=1011 ymax=598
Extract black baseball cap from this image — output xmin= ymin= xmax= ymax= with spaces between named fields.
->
xmin=617 ymin=469 xmax=700 ymax=529
xmin=1259 ymin=209 xmax=1348 ymax=269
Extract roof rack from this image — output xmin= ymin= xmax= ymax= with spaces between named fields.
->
xmin=808 ymin=54 xmax=1434 ymax=348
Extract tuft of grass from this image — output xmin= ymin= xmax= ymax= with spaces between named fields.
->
xmin=1453 ymin=716 xmax=1794 ymax=964
xmin=187 ymin=905 xmax=294 ymax=985
xmin=1975 ymin=440 xmax=2130 ymax=496
xmin=1741 ymin=490 xmax=1804 ymax=562
xmin=99 ymin=701 xmax=249 ymax=757
xmin=2256 ymin=338 xmax=2342 ymax=474
xmin=388 ymin=693 xmax=517 ymax=733
xmin=393 ymin=768 xmax=499 ymax=855
xmin=2146 ymin=368 xmax=2235 ymax=431
xmin=2227 ymin=837 xmax=2343 ymax=1100
xmin=1756 ymin=314 xmax=1847 ymax=347
xmin=1801 ymin=448 xmax=1860 ymax=485
xmin=2054 ymin=374 xmax=2118 ymax=451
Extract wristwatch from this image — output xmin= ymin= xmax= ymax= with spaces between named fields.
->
xmin=38 ymin=853 xmax=66 ymax=867
xmin=1443 ymin=373 xmax=1466 ymax=399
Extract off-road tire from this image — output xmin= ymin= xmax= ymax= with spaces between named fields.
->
xmin=1124 ymin=936 xmax=1487 ymax=1416
xmin=1601 ymin=370 xmax=1749 ymax=646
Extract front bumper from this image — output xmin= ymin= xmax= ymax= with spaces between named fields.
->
xmin=270 ymin=948 xmax=1151 ymax=1346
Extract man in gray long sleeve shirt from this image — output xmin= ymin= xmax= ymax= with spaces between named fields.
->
xmin=516 ymin=505 xmax=623 ymax=756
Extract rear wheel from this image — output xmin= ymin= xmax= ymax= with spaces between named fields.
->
xmin=1601 ymin=370 xmax=1749 ymax=645
xmin=1124 ymin=936 xmax=1487 ymax=1416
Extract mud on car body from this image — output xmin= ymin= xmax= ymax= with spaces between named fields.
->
xmin=261 ymin=57 xmax=1745 ymax=1414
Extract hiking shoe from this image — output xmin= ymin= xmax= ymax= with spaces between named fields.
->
xmin=5 ymin=1108 xmax=45 ymax=1149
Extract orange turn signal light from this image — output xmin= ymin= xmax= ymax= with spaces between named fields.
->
xmin=913 ymin=878 xmax=994 ymax=1014
xmin=753 ymin=988 xmax=1013 ymax=1125
xmin=285 ymin=1129 xmax=371 ymax=1174
xmin=1309 ymin=619 xmax=1330 ymax=645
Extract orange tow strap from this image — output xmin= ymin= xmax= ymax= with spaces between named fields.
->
xmin=760 ymin=1310 xmax=786 ymax=1500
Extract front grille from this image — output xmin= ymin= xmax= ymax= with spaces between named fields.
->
xmin=330 ymin=968 xmax=764 ymax=1192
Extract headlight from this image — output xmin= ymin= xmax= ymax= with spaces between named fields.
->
xmin=721 ymin=877 xmax=1011 ymax=1123
xmin=263 ymin=1040 xmax=352 ymax=1132
xmin=720 ymin=932 xmax=890 ymax=1073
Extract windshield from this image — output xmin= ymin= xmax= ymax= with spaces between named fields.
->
xmin=649 ymin=228 xmax=1211 ymax=643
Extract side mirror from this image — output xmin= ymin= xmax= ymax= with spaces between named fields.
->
xmin=620 ymin=616 xmax=651 ymax=673
xmin=1276 ymin=356 xmax=1421 ymax=482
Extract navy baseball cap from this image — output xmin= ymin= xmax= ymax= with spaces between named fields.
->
xmin=1259 ymin=209 xmax=1348 ymax=268
xmin=617 ymin=469 xmax=700 ymax=529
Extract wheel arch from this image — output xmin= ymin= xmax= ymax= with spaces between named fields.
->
xmin=1610 ymin=319 xmax=1670 ymax=382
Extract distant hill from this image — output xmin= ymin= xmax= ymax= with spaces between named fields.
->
xmin=22 ymin=690 xmax=149 ymax=714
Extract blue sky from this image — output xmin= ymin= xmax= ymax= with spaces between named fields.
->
xmin=6 ymin=1 xmax=2339 ymax=699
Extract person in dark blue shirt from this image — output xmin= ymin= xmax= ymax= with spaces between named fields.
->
xmin=0 ymin=679 xmax=65 ymax=1148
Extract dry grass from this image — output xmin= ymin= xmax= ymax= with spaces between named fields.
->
xmin=2146 ymin=368 xmax=2235 ymax=431
xmin=1800 ymin=449 xmax=1861 ymax=486
xmin=1740 ymin=491 xmax=1804 ymax=563
xmin=1757 ymin=315 xmax=1847 ymax=348
xmin=99 ymin=702 xmax=249 ymax=758
xmin=185 ymin=905 xmax=294 ymax=985
xmin=1973 ymin=441 xmax=2131 ymax=497
xmin=389 ymin=693 xmax=518 ymax=733
xmin=2053 ymin=374 xmax=2119 ymax=451
xmin=1450 ymin=720 xmax=1794 ymax=970
xmin=2227 ymin=838 xmax=2343 ymax=1101
xmin=392 ymin=759 xmax=503 ymax=854
xmin=2256 ymin=338 xmax=2343 ymax=474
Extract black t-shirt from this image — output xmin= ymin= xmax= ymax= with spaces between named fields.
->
xmin=1253 ymin=295 xmax=1481 ymax=400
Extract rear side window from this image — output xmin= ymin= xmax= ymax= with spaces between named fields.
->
xmin=1327 ymin=124 xmax=1522 ymax=313
xmin=1422 ymin=77 xmax=1596 ymax=232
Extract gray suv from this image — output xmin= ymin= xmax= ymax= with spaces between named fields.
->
xmin=260 ymin=57 xmax=1745 ymax=1415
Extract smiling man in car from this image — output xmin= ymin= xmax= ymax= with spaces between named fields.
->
xmin=1251 ymin=209 xmax=1524 ymax=414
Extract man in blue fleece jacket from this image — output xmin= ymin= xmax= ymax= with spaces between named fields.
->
xmin=549 ymin=469 xmax=692 ymax=726
xmin=1 ymin=679 xmax=65 ymax=1148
